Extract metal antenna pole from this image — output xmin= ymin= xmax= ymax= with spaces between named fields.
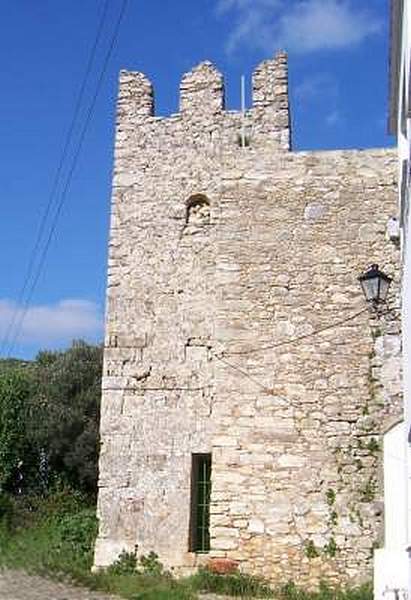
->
xmin=241 ymin=75 xmax=246 ymax=148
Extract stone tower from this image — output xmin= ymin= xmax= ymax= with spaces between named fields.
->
xmin=94 ymin=52 xmax=402 ymax=587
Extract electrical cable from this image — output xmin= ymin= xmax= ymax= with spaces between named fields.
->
xmin=5 ymin=0 xmax=129 ymax=357
xmin=0 ymin=0 xmax=110 ymax=356
xmin=211 ymin=305 xmax=397 ymax=392
xmin=222 ymin=307 xmax=369 ymax=357
xmin=211 ymin=351 xmax=271 ymax=392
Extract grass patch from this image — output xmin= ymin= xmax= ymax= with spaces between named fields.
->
xmin=189 ymin=567 xmax=273 ymax=597
xmin=278 ymin=582 xmax=373 ymax=600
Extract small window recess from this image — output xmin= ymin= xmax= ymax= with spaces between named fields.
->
xmin=237 ymin=130 xmax=251 ymax=147
xmin=238 ymin=74 xmax=251 ymax=148
xmin=185 ymin=194 xmax=211 ymax=227
xmin=189 ymin=453 xmax=211 ymax=553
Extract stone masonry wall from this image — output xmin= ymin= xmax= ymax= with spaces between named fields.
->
xmin=94 ymin=52 xmax=401 ymax=588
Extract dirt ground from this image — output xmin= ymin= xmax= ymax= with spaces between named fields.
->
xmin=0 ymin=569 xmax=237 ymax=600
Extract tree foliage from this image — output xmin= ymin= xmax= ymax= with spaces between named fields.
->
xmin=0 ymin=370 xmax=31 ymax=491
xmin=0 ymin=341 xmax=103 ymax=498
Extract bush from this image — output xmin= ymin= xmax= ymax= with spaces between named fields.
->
xmin=107 ymin=551 xmax=138 ymax=576
xmin=0 ymin=493 xmax=14 ymax=530
xmin=27 ymin=341 xmax=103 ymax=497
xmin=278 ymin=581 xmax=373 ymax=600
xmin=139 ymin=552 xmax=165 ymax=576
xmin=52 ymin=508 xmax=97 ymax=558
xmin=190 ymin=567 xmax=272 ymax=597
xmin=0 ymin=342 xmax=103 ymax=500
xmin=0 ymin=370 xmax=32 ymax=492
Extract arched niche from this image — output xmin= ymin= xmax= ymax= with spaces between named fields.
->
xmin=185 ymin=194 xmax=211 ymax=227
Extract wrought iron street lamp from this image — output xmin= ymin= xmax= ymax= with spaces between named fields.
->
xmin=358 ymin=264 xmax=392 ymax=307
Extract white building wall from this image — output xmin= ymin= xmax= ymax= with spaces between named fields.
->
xmin=374 ymin=422 xmax=408 ymax=600
xmin=400 ymin=1 xmax=411 ymax=563
xmin=385 ymin=423 xmax=407 ymax=550
xmin=374 ymin=423 xmax=408 ymax=600
xmin=375 ymin=2 xmax=411 ymax=597
xmin=392 ymin=0 xmax=411 ymax=596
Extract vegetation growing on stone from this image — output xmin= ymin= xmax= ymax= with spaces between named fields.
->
xmin=324 ymin=537 xmax=338 ymax=558
xmin=305 ymin=539 xmax=320 ymax=559
xmin=326 ymin=489 xmax=336 ymax=506
xmin=366 ymin=438 xmax=380 ymax=454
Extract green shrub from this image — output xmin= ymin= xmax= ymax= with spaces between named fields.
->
xmin=0 ymin=493 xmax=14 ymax=532
xmin=139 ymin=551 xmax=164 ymax=576
xmin=366 ymin=439 xmax=379 ymax=454
xmin=0 ymin=370 xmax=32 ymax=491
xmin=341 ymin=583 xmax=373 ymax=600
xmin=278 ymin=581 xmax=373 ymax=600
xmin=107 ymin=551 xmax=138 ymax=576
xmin=40 ymin=483 xmax=89 ymax=516
xmin=0 ymin=341 xmax=102 ymax=500
xmin=52 ymin=508 xmax=97 ymax=557
xmin=190 ymin=567 xmax=272 ymax=597
xmin=28 ymin=341 xmax=103 ymax=497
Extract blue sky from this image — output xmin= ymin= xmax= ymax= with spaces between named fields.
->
xmin=0 ymin=0 xmax=394 ymax=359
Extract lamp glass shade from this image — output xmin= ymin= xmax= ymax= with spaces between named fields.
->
xmin=360 ymin=277 xmax=379 ymax=302
xmin=378 ymin=276 xmax=391 ymax=303
xmin=358 ymin=264 xmax=392 ymax=304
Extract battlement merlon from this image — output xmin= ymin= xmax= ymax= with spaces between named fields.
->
xmin=115 ymin=51 xmax=291 ymax=150
xmin=180 ymin=61 xmax=225 ymax=115
xmin=252 ymin=51 xmax=288 ymax=108
xmin=117 ymin=70 xmax=154 ymax=124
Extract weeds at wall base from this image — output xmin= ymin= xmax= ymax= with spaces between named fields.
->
xmin=0 ymin=491 xmax=374 ymax=600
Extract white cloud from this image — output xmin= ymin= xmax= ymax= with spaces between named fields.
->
xmin=325 ymin=109 xmax=343 ymax=126
xmin=218 ymin=0 xmax=280 ymax=54
xmin=0 ymin=298 xmax=103 ymax=348
xmin=295 ymin=73 xmax=338 ymax=101
xmin=217 ymin=0 xmax=279 ymax=14
xmin=217 ymin=0 xmax=382 ymax=54
xmin=294 ymin=73 xmax=343 ymax=126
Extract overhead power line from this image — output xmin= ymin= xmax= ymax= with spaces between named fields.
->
xmin=4 ymin=0 xmax=129 ymax=358
xmin=0 ymin=0 xmax=111 ymax=357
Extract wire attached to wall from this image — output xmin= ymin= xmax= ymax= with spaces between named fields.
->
xmin=223 ymin=307 xmax=369 ymax=357
xmin=211 ymin=304 xmax=397 ymax=392
xmin=211 ymin=351 xmax=271 ymax=392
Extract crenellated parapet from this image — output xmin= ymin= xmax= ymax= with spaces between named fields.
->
xmin=115 ymin=51 xmax=291 ymax=152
